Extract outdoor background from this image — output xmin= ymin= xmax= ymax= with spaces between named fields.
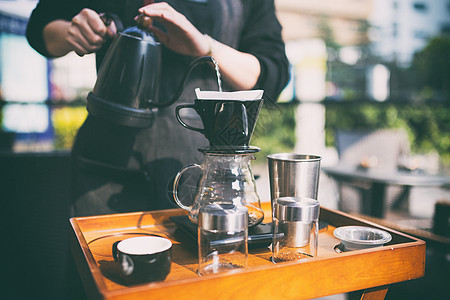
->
xmin=1 ymin=0 xmax=448 ymax=174
xmin=1 ymin=1 xmax=449 ymax=299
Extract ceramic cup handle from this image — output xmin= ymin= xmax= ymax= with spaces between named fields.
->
xmin=112 ymin=240 xmax=122 ymax=262
xmin=172 ymin=164 xmax=201 ymax=211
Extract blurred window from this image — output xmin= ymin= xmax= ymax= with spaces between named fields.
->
xmin=413 ymin=30 xmax=429 ymax=40
xmin=413 ymin=2 xmax=428 ymax=12
xmin=393 ymin=1 xmax=398 ymax=10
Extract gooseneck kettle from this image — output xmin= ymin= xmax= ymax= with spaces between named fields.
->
xmin=87 ymin=14 xmax=216 ymax=128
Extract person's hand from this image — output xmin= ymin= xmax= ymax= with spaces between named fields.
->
xmin=139 ymin=1 xmax=260 ymax=91
xmin=67 ymin=8 xmax=117 ymax=56
xmin=138 ymin=2 xmax=210 ymax=57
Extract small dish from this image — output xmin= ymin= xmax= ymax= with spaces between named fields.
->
xmin=333 ymin=226 xmax=392 ymax=252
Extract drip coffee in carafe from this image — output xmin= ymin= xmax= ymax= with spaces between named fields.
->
xmin=173 ymin=148 xmax=264 ymax=227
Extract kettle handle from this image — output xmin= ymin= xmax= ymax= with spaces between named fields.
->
xmin=99 ymin=12 xmax=124 ymax=32
xmin=172 ymin=164 xmax=201 ymax=211
xmin=175 ymin=104 xmax=204 ymax=133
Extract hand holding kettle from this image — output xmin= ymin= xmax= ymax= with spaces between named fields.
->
xmin=139 ymin=2 xmax=260 ymax=91
xmin=138 ymin=2 xmax=211 ymax=57
xmin=43 ymin=8 xmax=117 ymax=57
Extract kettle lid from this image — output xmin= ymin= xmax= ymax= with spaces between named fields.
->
xmin=120 ymin=14 xmax=158 ymax=44
xmin=121 ymin=26 xmax=158 ymax=44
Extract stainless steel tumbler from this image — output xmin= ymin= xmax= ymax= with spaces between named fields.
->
xmin=272 ymin=196 xmax=320 ymax=262
xmin=198 ymin=204 xmax=248 ymax=275
xmin=267 ymin=153 xmax=321 ymax=202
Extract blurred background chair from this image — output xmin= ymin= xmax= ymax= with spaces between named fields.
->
xmin=334 ymin=128 xmax=411 ymax=215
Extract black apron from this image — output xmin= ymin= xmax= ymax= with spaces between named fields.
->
xmin=70 ymin=0 xmax=244 ymax=216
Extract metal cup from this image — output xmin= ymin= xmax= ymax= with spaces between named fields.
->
xmin=273 ymin=197 xmax=320 ymax=248
xmin=267 ymin=153 xmax=321 ymax=202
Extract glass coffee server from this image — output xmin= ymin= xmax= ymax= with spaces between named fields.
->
xmin=173 ymin=146 xmax=264 ymax=227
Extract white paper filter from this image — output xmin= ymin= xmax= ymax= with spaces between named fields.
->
xmin=195 ymin=88 xmax=263 ymax=100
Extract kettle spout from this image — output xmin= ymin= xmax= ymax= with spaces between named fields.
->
xmin=148 ymin=56 xmax=220 ymax=108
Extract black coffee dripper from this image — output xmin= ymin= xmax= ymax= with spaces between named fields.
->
xmin=175 ymin=97 xmax=263 ymax=153
xmin=87 ymin=14 xmax=219 ymax=128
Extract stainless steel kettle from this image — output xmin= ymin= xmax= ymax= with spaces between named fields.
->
xmin=87 ymin=14 xmax=216 ymax=128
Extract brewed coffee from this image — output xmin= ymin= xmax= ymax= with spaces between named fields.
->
xmin=173 ymin=150 xmax=264 ymax=227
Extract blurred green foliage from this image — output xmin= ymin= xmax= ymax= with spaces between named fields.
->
xmin=410 ymin=36 xmax=450 ymax=99
xmin=251 ymin=103 xmax=296 ymax=162
xmin=251 ymin=101 xmax=450 ymax=168
xmin=324 ymin=101 xmax=450 ymax=167
xmin=251 ymin=36 xmax=450 ymax=169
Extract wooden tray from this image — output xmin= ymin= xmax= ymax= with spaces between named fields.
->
xmin=70 ymin=203 xmax=425 ymax=300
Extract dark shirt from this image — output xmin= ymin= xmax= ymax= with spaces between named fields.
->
xmin=26 ymin=0 xmax=290 ymax=216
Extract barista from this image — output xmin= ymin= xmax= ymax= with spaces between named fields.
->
xmin=26 ymin=0 xmax=290 ymax=217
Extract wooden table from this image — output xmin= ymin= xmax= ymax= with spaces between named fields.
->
xmin=70 ymin=203 xmax=425 ymax=300
xmin=323 ymin=164 xmax=450 ymax=218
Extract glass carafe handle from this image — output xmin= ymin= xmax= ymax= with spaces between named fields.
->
xmin=172 ymin=164 xmax=201 ymax=211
